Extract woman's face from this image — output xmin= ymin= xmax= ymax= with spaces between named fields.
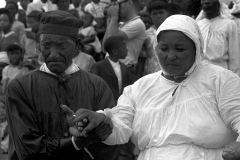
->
xmin=156 ymin=30 xmax=196 ymax=76
xmin=0 ymin=14 xmax=11 ymax=32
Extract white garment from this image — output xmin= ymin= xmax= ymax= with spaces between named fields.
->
xmin=119 ymin=17 xmax=146 ymax=66
xmin=26 ymin=0 xmax=57 ymax=15
xmin=197 ymin=16 xmax=240 ymax=76
xmin=102 ymin=63 xmax=240 ymax=160
xmin=84 ymin=2 xmax=107 ymax=18
xmin=108 ymin=58 xmax=122 ymax=93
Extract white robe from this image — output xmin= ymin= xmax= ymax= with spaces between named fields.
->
xmin=102 ymin=62 xmax=240 ymax=160
xmin=197 ymin=16 xmax=240 ymax=76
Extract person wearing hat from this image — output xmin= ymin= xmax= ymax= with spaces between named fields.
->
xmin=6 ymin=10 xmax=120 ymax=160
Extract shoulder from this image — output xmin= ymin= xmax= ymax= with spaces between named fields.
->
xmin=92 ymin=59 xmax=107 ymax=68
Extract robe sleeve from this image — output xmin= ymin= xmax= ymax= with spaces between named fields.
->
xmin=6 ymin=80 xmax=65 ymax=159
xmin=227 ymin=20 xmax=240 ymax=76
xmin=217 ymin=70 xmax=240 ymax=141
xmin=101 ymin=85 xmax=134 ymax=145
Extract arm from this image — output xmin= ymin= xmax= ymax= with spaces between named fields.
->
xmin=216 ymin=71 xmax=240 ymax=158
xmin=82 ymin=35 xmax=96 ymax=44
xmin=228 ymin=21 xmax=240 ymax=76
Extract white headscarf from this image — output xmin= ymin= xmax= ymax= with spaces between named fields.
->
xmin=154 ymin=15 xmax=204 ymax=77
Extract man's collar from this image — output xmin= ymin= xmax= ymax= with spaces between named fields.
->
xmin=39 ymin=62 xmax=79 ymax=76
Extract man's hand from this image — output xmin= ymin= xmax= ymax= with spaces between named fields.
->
xmin=61 ymin=105 xmax=88 ymax=137
xmin=73 ymin=109 xmax=106 ymax=137
xmin=222 ymin=141 xmax=240 ymax=160
xmin=107 ymin=3 xmax=119 ymax=18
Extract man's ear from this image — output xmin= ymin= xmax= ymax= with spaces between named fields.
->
xmin=112 ymin=49 xmax=118 ymax=56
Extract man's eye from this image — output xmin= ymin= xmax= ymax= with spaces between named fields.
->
xmin=57 ymin=43 xmax=66 ymax=50
xmin=41 ymin=42 xmax=51 ymax=49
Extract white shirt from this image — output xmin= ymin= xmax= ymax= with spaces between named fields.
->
xmin=108 ymin=58 xmax=122 ymax=93
xmin=84 ymin=2 xmax=107 ymax=18
xmin=119 ymin=17 xmax=146 ymax=66
xmin=101 ymin=62 xmax=240 ymax=160
xmin=197 ymin=16 xmax=240 ymax=76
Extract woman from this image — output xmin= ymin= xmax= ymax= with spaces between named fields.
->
xmin=69 ymin=15 xmax=240 ymax=159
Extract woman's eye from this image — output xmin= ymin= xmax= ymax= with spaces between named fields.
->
xmin=176 ymin=48 xmax=185 ymax=52
xmin=160 ymin=47 xmax=168 ymax=52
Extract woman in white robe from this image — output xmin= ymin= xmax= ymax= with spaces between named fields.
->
xmin=71 ymin=15 xmax=240 ymax=160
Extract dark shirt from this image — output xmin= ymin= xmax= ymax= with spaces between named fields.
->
xmin=6 ymin=69 xmax=119 ymax=160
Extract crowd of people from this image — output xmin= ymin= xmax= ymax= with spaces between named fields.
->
xmin=0 ymin=0 xmax=240 ymax=159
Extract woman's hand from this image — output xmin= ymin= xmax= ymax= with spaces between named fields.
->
xmin=222 ymin=141 xmax=240 ymax=160
xmin=73 ymin=108 xmax=106 ymax=137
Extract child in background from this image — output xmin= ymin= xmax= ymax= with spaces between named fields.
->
xmin=91 ymin=36 xmax=135 ymax=103
xmin=79 ymin=13 xmax=101 ymax=60
xmin=0 ymin=8 xmax=19 ymax=52
xmin=139 ymin=12 xmax=152 ymax=30
xmin=0 ymin=96 xmax=8 ymax=154
xmin=1 ymin=43 xmax=31 ymax=94
xmin=20 ymin=10 xmax=41 ymax=63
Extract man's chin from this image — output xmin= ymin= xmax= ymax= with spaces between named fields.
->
xmin=47 ymin=64 xmax=66 ymax=75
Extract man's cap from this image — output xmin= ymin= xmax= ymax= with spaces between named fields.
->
xmin=38 ymin=10 xmax=83 ymax=39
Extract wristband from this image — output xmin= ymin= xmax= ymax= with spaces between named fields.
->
xmin=71 ymin=136 xmax=81 ymax=151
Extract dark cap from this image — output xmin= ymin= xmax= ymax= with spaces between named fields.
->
xmin=38 ymin=10 xmax=83 ymax=39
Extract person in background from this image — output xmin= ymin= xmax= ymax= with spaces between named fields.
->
xmin=139 ymin=12 xmax=152 ymax=30
xmin=26 ymin=0 xmax=57 ymax=15
xmin=141 ymin=0 xmax=169 ymax=76
xmin=6 ymin=10 xmax=120 ymax=160
xmin=168 ymin=2 xmax=183 ymax=15
xmin=79 ymin=13 xmax=102 ymax=60
xmin=197 ymin=0 xmax=240 ymax=76
xmin=5 ymin=1 xmax=25 ymax=41
xmin=91 ymin=36 xmax=135 ymax=104
xmin=52 ymin=0 xmax=74 ymax=11
xmin=0 ymin=8 xmax=19 ymax=52
xmin=1 ymin=43 xmax=31 ymax=94
xmin=20 ymin=10 xmax=41 ymax=63
xmin=103 ymin=0 xmax=146 ymax=79
xmin=0 ymin=96 xmax=8 ymax=154
xmin=20 ymin=0 xmax=33 ymax=11
xmin=73 ymin=42 xmax=96 ymax=72
xmin=72 ymin=0 xmax=85 ymax=17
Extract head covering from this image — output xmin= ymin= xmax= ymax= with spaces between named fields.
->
xmin=154 ymin=15 xmax=204 ymax=77
xmin=38 ymin=10 xmax=83 ymax=39
xmin=230 ymin=0 xmax=240 ymax=14
xmin=196 ymin=1 xmax=232 ymax=21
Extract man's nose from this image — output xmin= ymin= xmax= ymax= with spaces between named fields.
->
xmin=49 ymin=46 xmax=60 ymax=58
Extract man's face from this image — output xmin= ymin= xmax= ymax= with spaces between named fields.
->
xmin=118 ymin=0 xmax=130 ymax=18
xmin=73 ymin=0 xmax=81 ymax=8
xmin=150 ymin=9 xmax=168 ymax=28
xmin=57 ymin=0 xmax=70 ymax=11
xmin=6 ymin=3 xmax=18 ymax=17
xmin=40 ymin=34 xmax=76 ymax=74
xmin=201 ymin=0 xmax=220 ymax=14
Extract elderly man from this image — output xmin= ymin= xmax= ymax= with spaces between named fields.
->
xmin=197 ymin=0 xmax=240 ymax=76
xmin=6 ymin=10 xmax=120 ymax=160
